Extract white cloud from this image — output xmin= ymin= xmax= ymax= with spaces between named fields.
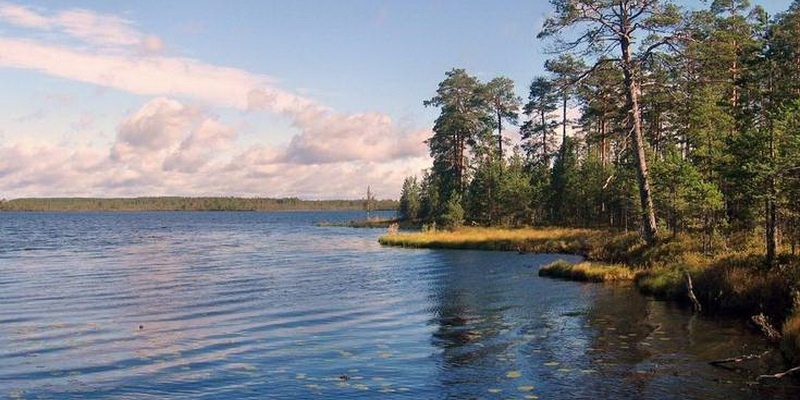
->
xmin=0 ymin=136 xmax=429 ymax=199
xmin=0 ymin=37 xmax=429 ymax=165
xmin=56 ymin=9 xmax=142 ymax=47
xmin=0 ymin=38 xmax=270 ymax=109
xmin=0 ymin=2 xmax=162 ymax=51
xmin=0 ymin=2 xmax=432 ymax=199
xmin=111 ymin=97 xmax=237 ymax=175
xmin=0 ymin=142 xmax=110 ymax=196
xmin=281 ymin=109 xmax=429 ymax=163
xmin=114 ymin=97 xmax=193 ymax=151
xmin=163 ymin=119 xmax=237 ymax=173
xmin=0 ymin=4 xmax=49 ymax=28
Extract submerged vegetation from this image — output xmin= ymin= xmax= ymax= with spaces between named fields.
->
xmin=0 ymin=197 xmax=399 ymax=212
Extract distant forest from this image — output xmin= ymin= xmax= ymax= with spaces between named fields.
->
xmin=0 ymin=197 xmax=399 ymax=212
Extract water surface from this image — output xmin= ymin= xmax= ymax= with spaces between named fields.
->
xmin=1 ymin=212 xmax=797 ymax=399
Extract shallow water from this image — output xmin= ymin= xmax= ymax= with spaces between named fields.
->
xmin=1 ymin=211 xmax=798 ymax=399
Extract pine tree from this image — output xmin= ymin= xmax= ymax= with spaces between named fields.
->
xmin=398 ymin=176 xmax=421 ymax=221
xmin=521 ymin=77 xmax=559 ymax=167
xmin=424 ymin=69 xmax=490 ymax=201
xmin=539 ymin=0 xmax=683 ymax=245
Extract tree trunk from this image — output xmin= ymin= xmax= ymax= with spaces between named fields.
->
xmin=765 ymin=60 xmax=777 ymax=267
xmin=621 ymin=36 xmax=659 ymax=246
xmin=540 ymin=109 xmax=548 ymax=163
xmin=456 ymin=133 xmax=466 ymax=195
xmin=562 ymin=95 xmax=568 ymax=145
xmin=497 ymin=111 xmax=504 ymax=162
xmin=600 ymin=117 xmax=607 ymax=167
xmin=766 ymin=182 xmax=777 ymax=267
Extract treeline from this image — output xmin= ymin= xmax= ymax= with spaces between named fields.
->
xmin=399 ymin=0 xmax=800 ymax=265
xmin=0 ymin=197 xmax=398 ymax=212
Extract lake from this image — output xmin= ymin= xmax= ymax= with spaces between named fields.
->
xmin=1 ymin=211 xmax=798 ymax=399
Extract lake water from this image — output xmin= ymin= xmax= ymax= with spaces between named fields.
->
xmin=1 ymin=211 xmax=798 ymax=399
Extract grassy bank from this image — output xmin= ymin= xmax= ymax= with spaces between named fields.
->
xmin=537 ymin=260 xmax=635 ymax=282
xmin=379 ymin=227 xmax=800 ymax=361
xmin=378 ymin=226 xmax=643 ymax=259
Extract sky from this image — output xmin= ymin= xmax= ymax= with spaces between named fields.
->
xmin=0 ymin=0 xmax=794 ymax=200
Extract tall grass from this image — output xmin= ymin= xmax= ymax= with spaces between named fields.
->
xmin=539 ymin=260 xmax=635 ymax=282
xmin=782 ymin=310 xmax=800 ymax=365
xmin=379 ymin=226 xmax=619 ymax=255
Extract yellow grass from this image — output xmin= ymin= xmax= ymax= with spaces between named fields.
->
xmin=379 ymin=226 xmax=610 ymax=255
xmin=539 ymin=260 xmax=635 ymax=282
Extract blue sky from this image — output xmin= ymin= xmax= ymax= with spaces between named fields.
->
xmin=0 ymin=1 xmax=794 ymax=199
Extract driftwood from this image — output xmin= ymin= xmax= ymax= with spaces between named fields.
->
xmin=757 ymin=365 xmax=800 ymax=381
xmin=710 ymin=315 xmax=799 ymax=383
xmin=709 ymin=350 xmax=800 ymax=383
xmin=750 ymin=313 xmax=782 ymax=344
xmin=709 ymin=350 xmax=770 ymax=367
xmin=684 ymin=271 xmax=702 ymax=313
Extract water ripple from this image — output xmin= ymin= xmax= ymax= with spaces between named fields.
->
xmin=1 ymin=212 xmax=797 ymax=399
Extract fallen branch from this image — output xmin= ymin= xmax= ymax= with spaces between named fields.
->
xmin=750 ymin=313 xmax=782 ymax=344
xmin=709 ymin=350 xmax=770 ymax=367
xmin=757 ymin=365 xmax=800 ymax=381
xmin=685 ymin=271 xmax=701 ymax=313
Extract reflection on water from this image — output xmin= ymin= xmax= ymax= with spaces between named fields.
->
xmin=576 ymin=286 xmax=800 ymax=399
xmin=1 ymin=212 xmax=799 ymax=399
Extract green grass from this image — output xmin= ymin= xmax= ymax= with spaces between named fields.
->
xmin=634 ymin=267 xmax=687 ymax=299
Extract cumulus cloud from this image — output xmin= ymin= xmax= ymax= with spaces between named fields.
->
xmin=114 ymin=97 xmax=193 ymax=152
xmin=111 ymin=97 xmax=237 ymax=174
xmin=163 ymin=119 xmax=237 ymax=173
xmin=282 ymin=110 xmax=429 ymax=163
xmin=0 ymin=142 xmax=110 ymax=196
xmin=247 ymin=88 xmax=428 ymax=163
xmin=0 ymin=134 xmax=429 ymax=199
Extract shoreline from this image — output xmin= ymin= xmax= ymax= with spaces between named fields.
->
xmin=378 ymin=227 xmax=800 ymax=364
